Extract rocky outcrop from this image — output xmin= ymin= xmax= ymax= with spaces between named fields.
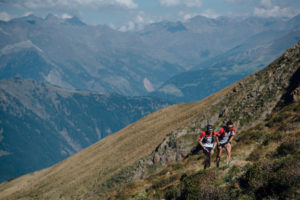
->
xmin=292 ymin=87 xmax=300 ymax=101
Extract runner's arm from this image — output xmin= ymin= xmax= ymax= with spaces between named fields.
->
xmin=199 ymin=140 xmax=208 ymax=152
xmin=228 ymin=130 xmax=236 ymax=143
xmin=213 ymin=139 xmax=217 ymax=150
xmin=229 ymin=135 xmax=235 ymax=143
xmin=216 ymin=135 xmax=220 ymax=146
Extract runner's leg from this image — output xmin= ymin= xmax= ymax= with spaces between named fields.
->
xmin=216 ymin=146 xmax=223 ymax=167
xmin=225 ymin=143 xmax=232 ymax=165
xmin=209 ymin=149 xmax=214 ymax=168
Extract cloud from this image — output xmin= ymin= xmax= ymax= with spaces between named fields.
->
xmin=23 ymin=12 xmax=33 ymax=16
xmin=180 ymin=9 xmax=220 ymax=21
xmin=158 ymin=0 xmax=181 ymax=7
xmin=158 ymin=0 xmax=202 ymax=8
xmin=4 ymin=0 xmax=138 ymax=10
xmin=0 ymin=12 xmax=11 ymax=21
xmin=254 ymin=5 xmax=299 ymax=18
xmin=181 ymin=13 xmax=196 ymax=21
xmin=260 ymin=0 xmax=272 ymax=8
xmin=224 ymin=0 xmax=243 ymax=4
xmin=62 ymin=13 xmax=73 ymax=19
xmin=184 ymin=0 xmax=202 ymax=7
xmin=119 ymin=13 xmax=155 ymax=31
xmin=119 ymin=21 xmax=135 ymax=31
xmin=254 ymin=0 xmax=300 ymax=18
xmin=201 ymin=9 xmax=220 ymax=19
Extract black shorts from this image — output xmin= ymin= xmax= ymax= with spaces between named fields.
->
xmin=202 ymin=147 xmax=214 ymax=154
xmin=218 ymin=142 xmax=230 ymax=148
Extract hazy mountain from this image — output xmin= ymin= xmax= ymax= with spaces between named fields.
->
xmin=0 ymin=40 xmax=299 ymax=200
xmin=138 ymin=16 xmax=288 ymax=68
xmin=151 ymin=15 xmax=300 ymax=103
xmin=0 ymin=78 xmax=170 ymax=183
xmin=0 ymin=14 xmax=294 ymax=96
xmin=0 ymin=14 xmax=184 ymax=96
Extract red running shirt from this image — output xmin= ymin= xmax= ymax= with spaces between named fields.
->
xmin=217 ymin=127 xmax=236 ymax=144
xmin=198 ymin=131 xmax=216 ymax=148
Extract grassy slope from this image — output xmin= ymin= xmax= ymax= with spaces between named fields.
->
xmin=110 ymin=41 xmax=300 ymax=200
xmin=113 ymin=101 xmax=300 ymax=200
xmin=0 ymin=85 xmax=234 ymax=200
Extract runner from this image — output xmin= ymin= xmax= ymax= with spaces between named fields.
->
xmin=216 ymin=121 xmax=236 ymax=167
xmin=198 ymin=125 xmax=217 ymax=169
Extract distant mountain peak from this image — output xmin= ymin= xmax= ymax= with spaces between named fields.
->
xmin=11 ymin=14 xmax=43 ymax=24
xmin=65 ymin=16 xmax=86 ymax=26
xmin=45 ymin=13 xmax=63 ymax=24
xmin=45 ymin=13 xmax=59 ymax=21
xmin=157 ymin=21 xmax=187 ymax=33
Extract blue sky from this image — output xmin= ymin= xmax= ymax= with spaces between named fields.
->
xmin=0 ymin=0 xmax=300 ymax=31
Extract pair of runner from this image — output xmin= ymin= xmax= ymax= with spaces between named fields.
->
xmin=198 ymin=121 xmax=235 ymax=169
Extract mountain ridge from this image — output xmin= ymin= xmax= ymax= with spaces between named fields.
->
xmin=151 ymin=27 xmax=300 ymax=102
xmin=0 ymin=77 xmax=170 ymax=183
xmin=1 ymin=14 xmax=298 ymax=96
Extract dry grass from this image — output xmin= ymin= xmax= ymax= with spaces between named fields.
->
xmin=0 ymin=83 xmax=237 ymax=200
xmin=114 ymin=102 xmax=300 ymax=199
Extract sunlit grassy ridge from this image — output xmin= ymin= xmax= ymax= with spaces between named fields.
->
xmin=0 ymin=91 xmax=234 ymax=200
xmin=113 ymin=101 xmax=300 ymax=199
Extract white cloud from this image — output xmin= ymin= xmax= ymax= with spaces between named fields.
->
xmin=136 ymin=15 xmax=144 ymax=23
xmin=254 ymin=0 xmax=300 ymax=18
xmin=7 ymin=0 xmax=138 ymax=10
xmin=180 ymin=9 xmax=219 ymax=21
xmin=254 ymin=5 xmax=298 ymax=18
xmin=260 ymin=0 xmax=272 ymax=8
xmin=158 ymin=0 xmax=181 ymax=7
xmin=119 ymin=21 xmax=135 ymax=32
xmin=0 ymin=12 xmax=11 ymax=21
xmin=108 ymin=23 xmax=117 ymax=30
xmin=201 ymin=9 xmax=220 ymax=19
xmin=23 ymin=12 xmax=33 ymax=16
xmin=184 ymin=0 xmax=202 ymax=7
xmin=62 ymin=13 xmax=73 ymax=19
xmin=119 ymin=13 xmax=156 ymax=31
xmin=158 ymin=0 xmax=202 ymax=8
xmin=224 ymin=0 xmax=243 ymax=3
xmin=182 ymin=13 xmax=196 ymax=21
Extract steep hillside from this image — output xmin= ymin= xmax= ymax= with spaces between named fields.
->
xmin=0 ymin=41 xmax=299 ymax=199
xmin=0 ymin=78 xmax=169 ymax=183
xmin=115 ymin=101 xmax=300 ymax=199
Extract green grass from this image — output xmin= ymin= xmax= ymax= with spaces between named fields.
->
xmin=239 ymin=155 xmax=300 ymax=199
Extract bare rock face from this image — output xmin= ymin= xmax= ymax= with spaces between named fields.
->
xmin=151 ymin=129 xmax=190 ymax=166
xmin=292 ymin=87 xmax=300 ymax=102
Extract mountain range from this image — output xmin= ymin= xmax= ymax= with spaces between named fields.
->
xmin=0 ymin=38 xmax=299 ymax=200
xmin=0 ymin=78 xmax=169 ymax=183
xmin=151 ymin=16 xmax=300 ymax=102
xmin=0 ymin=12 xmax=300 ymax=190
xmin=1 ymin=14 xmax=299 ymax=98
